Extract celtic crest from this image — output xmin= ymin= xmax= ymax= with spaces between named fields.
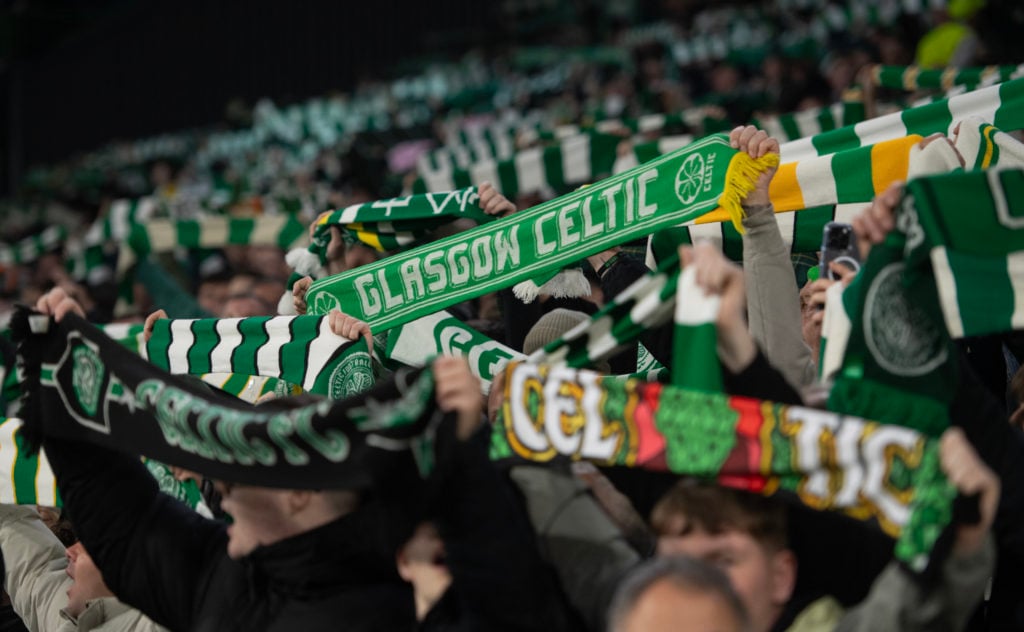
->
xmin=674 ymin=153 xmax=705 ymax=205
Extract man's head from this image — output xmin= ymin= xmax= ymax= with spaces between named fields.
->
xmin=651 ymin=481 xmax=796 ymax=632
xmin=216 ymin=483 xmax=358 ymax=559
xmin=65 ymin=542 xmax=114 ymax=618
xmin=608 ymin=555 xmax=750 ymax=632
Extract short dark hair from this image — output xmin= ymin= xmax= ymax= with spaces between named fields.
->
xmin=608 ymin=556 xmax=750 ymax=632
xmin=650 ymin=479 xmax=788 ymax=552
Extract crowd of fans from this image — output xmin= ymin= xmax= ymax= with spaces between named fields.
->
xmin=0 ymin=1 xmax=1022 ymax=631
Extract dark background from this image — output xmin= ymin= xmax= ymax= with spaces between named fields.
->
xmin=0 ymin=0 xmax=489 ymax=194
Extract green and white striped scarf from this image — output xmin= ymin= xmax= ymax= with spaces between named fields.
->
xmin=904 ymin=168 xmax=1024 ymax=337
xmin=309 ymin=134 xmax=776 ymax=331
xmin=780 ymin=77 xmax=1024 ymax=162
xmin=530 ymin=253 xmax=679 ymax=369
xmin=112 ymin=215 xmax=308 ymax=316
xmin=671 ymin=266 xmax=723 ymax=393
xmin=871 ymin=64 xmax=1024 ymax=92
xmin=119 ymin=215 xmax=308 ymax=275
xmin=413 ymin=132 xmax=623 ymax=197
xmin=310 ymin=187 xmax=491 ymax=254
xmin=67 ymin=197 xmax=161 ymax=281
xmin=0 ymin=417 xmax=211 ymax=515
xmin=648 ymin=134 xmax=925 ymax=264
xmin=492 ymin=361 xmax=954 ymax=573
xmin=144 ymin=315 xmax=374 ymax=399
xmin=649 ymin=79 xmax=1024 ymax=264
xmin=100 ymin=323 xmax=300 ymax=402
xmin=0 ymin=226 xmax=67 ymax=267
xmin=823 ymin=169 xmax=1024 ymax=434
xmin=425 ymin=101 xmax=861 ymax=180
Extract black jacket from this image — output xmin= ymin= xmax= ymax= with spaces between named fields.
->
xmin=42 ymin=437 xmax=415 ymax=632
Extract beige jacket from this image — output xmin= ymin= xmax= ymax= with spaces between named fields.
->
xmin=742 ymin=204 xmax=817 ymax=389
xmin=0 ymin=504 xmax=165 ymax=632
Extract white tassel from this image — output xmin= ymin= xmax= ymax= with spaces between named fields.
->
xmin=285 ymin=247 xmax=324 ymax=279
xmin=512 ymin=268 xmax=591 ymax=303
xmin=512 ymin=279 xmax=542 ymax=303
xmin=277 ymin=291 xmax=296 ymax=316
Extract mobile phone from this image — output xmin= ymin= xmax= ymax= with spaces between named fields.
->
xmin=819 ymin=222 xmax=860 ymax=281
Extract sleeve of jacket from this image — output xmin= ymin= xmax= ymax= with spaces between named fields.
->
xmin=508 ymin=464 xmax=641 ymax=632
xmin=41 ymin=437 xmax=227 ymax=632
xmin=722 ymin=350 xmax=804 ymax=405
xmin=434 ymin=424 xmax=577 ymax=631
xmin=741 ymin=204 xmax=815 ymax=389
xmin=598 ymin=256 xmax=675 ymax=369
xmin=835 ymin=533 xmax=995 ymax=632
xmin=0 ymin=504 xmax=70 ymax=632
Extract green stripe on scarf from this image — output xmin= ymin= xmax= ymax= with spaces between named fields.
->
xmin=902 ymin=168 xmax=1024 ymax=338
xmin=672 ymin=266 xmax=723 ymax=393
xmin=531 ymin=252 xmax=679 ymax=368
xmin=782 ymin=78 xmax=1024 ymax=163
xmin=414 ymin=133 xmax=623 ymax=197
xmin=828 ymin=169 xmax=1024 ymax=432
xmin=310 ymin=187 xmax=492 ymax=256
xmin=872 ymin=64 xmax=1024 ymax=91
xmin=308 ymin=134 xmax=777 ymax=331
xmin=146 ymin=315 xmax=374 ymax=398
xmin=492 ymin=361 xmax=954 ymax=573
xmin=0 ymin=226 xmax=67 ymax=266
xmin=0 ymin=417 xmax=210 ymax=515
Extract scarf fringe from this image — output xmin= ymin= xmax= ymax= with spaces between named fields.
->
xmin=718 ymin=152 xmax=781 ymax=234
xmin=286 ymin=247 xmax=324 ymax=279
xmin=512 ymin=268 xmax=591 ymax=303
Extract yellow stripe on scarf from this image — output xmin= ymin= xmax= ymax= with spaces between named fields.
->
xmin=348 ymin=222 xmax=385 ymax=251
xmin=980 ymin=124 xmax=997 ymax=169
xmin=871 ymin=136 xmax=920 ymax=195
xmin=695 ymin=134 xmax=923 ymax=227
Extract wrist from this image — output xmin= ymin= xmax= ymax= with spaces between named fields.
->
xmin=588 ymin=247 xmax=623 ymax=278
xmin=742 ymin=191 xmax=771 ymax=208
xmin=716 ymin=326 xmax=757 ymax=374
xmin=740 ymin=202 xmax=773 ymax=217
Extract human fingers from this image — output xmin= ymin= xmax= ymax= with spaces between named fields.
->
xmin=917 ymin=132 xmax=947 ymax=149
xmin=678 ymin=245 xmax=694 ymax=270
xmin=143 ymin=309 xmax=169 ymax=342
xmin=292 ymin=276 xmax=312 ymax=314
xmin=729 ymin=126 xmax=745 ymax=148
xmin=830 ymin=262 xmax=858 ymax=287
xmin=756 ymin=135 xmax=779 ymax=159
xmin=53 ymin=297 xmax=86 ymax=322
xmin=745 ymin=129 xmax=769 ymax=158
xmin=478 ymin=182 xmax=495 ymax=206
xmin=738 ymin=126 xmax=759 ymax=152
xmin=35 ymin=287 xmax=72 ymax=315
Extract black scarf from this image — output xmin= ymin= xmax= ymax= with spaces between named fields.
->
xmin=12 ymin=308 xmax=441 ymax=489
